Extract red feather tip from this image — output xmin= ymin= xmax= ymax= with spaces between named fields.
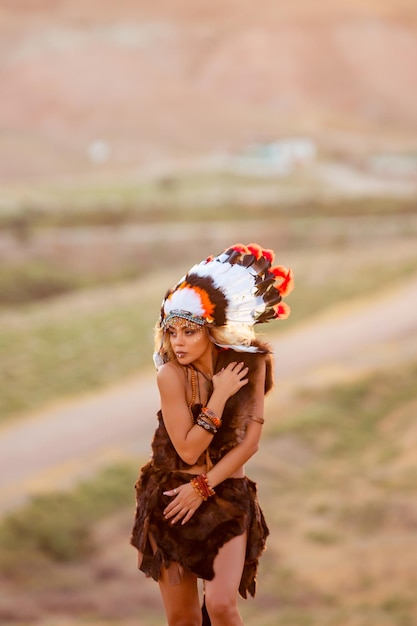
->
xmin=229 ymin=243 xmax=249 ymax=255
xmin=271 ymin=265 xmax=288 ymax=278
xmin=262 ymin=248 xmax=275 ymax=264
xmin=274 ymin=302 xmax=291 ymax=319
xmin=272 ymin=266 xmax=294 ymax=297
xmin=247 ymin=243 xmax=262 ymax=259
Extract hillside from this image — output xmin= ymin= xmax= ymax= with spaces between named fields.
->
xmin=1 ymin=0 xmax=417 ymax=182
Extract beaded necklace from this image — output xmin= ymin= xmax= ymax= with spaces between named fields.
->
xmin=187 ymin=364 xmax=214 ymax=470
xmin=188 ymin=366 xmax=197 ymax=420
xmin=187 ymin=365 xmax=209 ymax=418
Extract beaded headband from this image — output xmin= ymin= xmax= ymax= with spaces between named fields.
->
xmin=162 ymin=309 xmax=207 ymax=329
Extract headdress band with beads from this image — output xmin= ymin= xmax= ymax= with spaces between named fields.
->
xmin=163 ymin=310 xmax=207 ymax=329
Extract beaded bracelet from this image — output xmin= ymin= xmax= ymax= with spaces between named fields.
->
xmin=196 ymin=414 xmax=218 ymax=435
xmin=190 ymin=473 xmax=216 ymax=501
xmin=201 ymin=406 xmax=222 ymax=429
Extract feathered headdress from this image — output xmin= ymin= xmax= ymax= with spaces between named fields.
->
xmin=156 ymin=243 xmax=293 ymax=360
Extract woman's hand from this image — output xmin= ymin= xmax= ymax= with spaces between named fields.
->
xmin=163 ymin=481 xmax=203 ymax=525
xmin=212 ymin=361 xmax=249 ymax=400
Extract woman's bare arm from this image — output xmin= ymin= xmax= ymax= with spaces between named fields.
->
xmin=163 ymin=360 xmax=266 ymax=524
xmin=158 ymin=360 xmax=249 ymax=466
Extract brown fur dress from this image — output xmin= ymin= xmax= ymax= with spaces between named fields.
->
xmin=130 ymin=340 xmax=273 ymax=599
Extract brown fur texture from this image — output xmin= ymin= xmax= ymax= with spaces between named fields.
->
xmin=130 ymin=467 xmax=269 ymax=597
xmin=130 ymin=341 xmax=273 ymax=599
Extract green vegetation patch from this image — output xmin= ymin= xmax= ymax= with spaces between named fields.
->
xmin=0 ymin=261 xmax=111 ymax=306
xmin=2 ymin=252 xmax=417 ymax=424
xmin=1 ymin=177 xmax=416 ymax=231
xmin=270 ymin=361 xmax=417 ymax=457
xmin=0 ymin=275 xmax=168 ymax=422
xmin=283 ymin=257 xmax=417 ymax=329
xmin=0 ymin=463 xmax=137 ymax=578
xmin=1 ymin=359 xmax=417 ymax=624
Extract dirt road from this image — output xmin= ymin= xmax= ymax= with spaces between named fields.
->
xmin=1 ymin=275 xmax=417 ymax=515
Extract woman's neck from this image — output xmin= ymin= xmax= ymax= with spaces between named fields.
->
xmin=191 ymin=346 xmax=217 ymax=380
xmin=191 ymin=361 xmax=212 ymax=380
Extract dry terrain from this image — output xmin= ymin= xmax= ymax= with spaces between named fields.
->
xmin=1 ymin=0 xmax=417 ymax=183
xmin=1 ymin=272 xmax=417 ymax=626
xmin=1 ymin=2 xmax=417 ymax=624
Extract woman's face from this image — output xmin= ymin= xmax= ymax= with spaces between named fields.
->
xmin=167 ymin=322 xmax=212 ymax=367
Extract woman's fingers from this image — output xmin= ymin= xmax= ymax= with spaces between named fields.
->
xmin=224 ymin=362 xmax=249 ymax=390
xmin=164 ymin=504 xmax=180 ymax=520
xmin=164 ymin=501 xmax=194 ymax=524
xmin=232 ymin=363 xmax=249 ymax=379
xmin=226 ymin=361 xmax=245 ymax=372
xmin=218 ymin=362 xmax=249 ymax=382
xmin=181 ymin=508 xmax=197 ymax=525
xmin=162 ymin=496 xmax=179 ymax=515
xmin=167 ymin=506 xmax=185 ymax=524
xmin=162 ymin=483 xmax=203 ymax=524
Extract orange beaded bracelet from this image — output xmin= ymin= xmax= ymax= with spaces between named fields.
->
xmin=201 ymin=406 xmax=222 ymax=429
xmin=190 ymin=473 xmax=216 ymax=501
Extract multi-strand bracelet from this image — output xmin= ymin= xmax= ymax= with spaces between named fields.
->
xmin=195 ymin=406 xmax=222 ymax=435
xmin=196 ymin=414 xmax=217 ymax=434
xmin=201 ymin=406 xmax=222 ymax=429
xmin=190 ymin=473 xmax=216 ymax=501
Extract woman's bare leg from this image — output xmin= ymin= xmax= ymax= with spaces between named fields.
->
xmin=158 ymin=564 xmax=202 ymax=626
xmin=204 ymin=532 xmax=247 ymax=626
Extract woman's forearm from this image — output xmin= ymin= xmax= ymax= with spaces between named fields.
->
xmin=206 ymin=423 xmax=261 ymax=489
xmin=178 ymin=388 xmax=230 ymax=464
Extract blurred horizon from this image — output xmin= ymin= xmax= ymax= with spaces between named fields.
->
xmin=1 ymin=3 xmax=417 ymax=626
xmin=1 ymin=0 xmax=417 ymax=189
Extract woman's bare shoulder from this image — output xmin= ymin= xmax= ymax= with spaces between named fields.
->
xmin=156 ymin=361 xmax=184 ymax=386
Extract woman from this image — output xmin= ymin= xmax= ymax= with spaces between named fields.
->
xmin=131 ymin=243 xmax=293 ymax=626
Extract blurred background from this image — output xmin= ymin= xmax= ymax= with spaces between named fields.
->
xmin=1 ymin=1 xmax=417 ymax=625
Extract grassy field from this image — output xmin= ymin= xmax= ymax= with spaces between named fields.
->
xmin=2 ymin=251 xmax=417 ymax=423
xmin=1 ymin=359 xmax=416 ymax=625
xmin=2 ymin=173 xmax=416 ymax=229
xmin=2 ymin=206 xmax=417 ymax=423
xmin=0 ymin=276 xmax=164 ymax=421
xmin=1 ymin=195 xmax=417 ymax=622
xmin=245 ymin=361 xmax=417 ymax=626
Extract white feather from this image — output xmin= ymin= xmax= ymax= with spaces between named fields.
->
xmin=164 ymin=286 xmax=205 ymax=316
xmin=191 ymin=259 xmax=265 ymax=324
